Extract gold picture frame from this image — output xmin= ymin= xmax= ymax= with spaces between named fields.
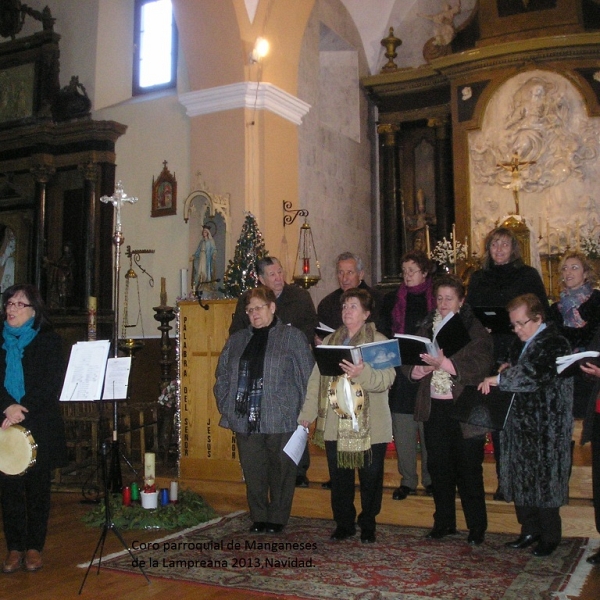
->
xmin=151 ymin=161 xmax=177 ymax=218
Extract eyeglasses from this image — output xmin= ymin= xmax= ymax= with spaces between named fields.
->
xmin=4 ymin=301 xmax=32 ymax=311
xmin=402 ymin=268 xmax=422 ymax=276
xmin=245 ymin=304 xmax=269 ymax=315
xmin=560 ymin=264 xmax=582 ymax=271
xmin=510 ymin=319 xmax=532 ymax=330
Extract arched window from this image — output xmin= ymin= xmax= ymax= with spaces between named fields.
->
xmin=133 ymin=0 xmax=178 ymax=95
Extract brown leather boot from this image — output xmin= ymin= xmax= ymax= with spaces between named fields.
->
xmin=2 ymin=550 xmax=24 ymax=573
xmin=24 ymin=549 xmax=43 ymax=572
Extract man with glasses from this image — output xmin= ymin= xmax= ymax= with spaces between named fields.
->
xmin=229 ymin=256 xmax=318 ymax=487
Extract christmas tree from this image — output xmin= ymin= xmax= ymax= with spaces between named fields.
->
xmin=220 ymin=212 xmax=269 ymax=298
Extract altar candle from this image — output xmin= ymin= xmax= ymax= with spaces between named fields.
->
xmin=180 ymin=269 xmax=188 ymax=298
xmin=576 ymin=220 xmax=580 ymax=251
xmin=160 ymin=277 xmax=167 ymax=306
xmin=170 ymin=481 xmax=179 ymax=503
xmin=425 ymin=224 xmax=431 ymax=257
xmin=144 ymin=452 xmax=155 ymax=485
xmin=88 ymin=296 xmax=97 ymax=341
xmin=547 ymin=219 xmax=551 ymax=255
xmin=451 ymin=224 xmax=457 ymax=265
xmin=464 ymin=236 xmax=468 ymax=257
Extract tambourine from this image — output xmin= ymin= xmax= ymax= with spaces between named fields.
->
xmin=328 ymin=375 xmax=364 ymax=431
xmin=0 ymin=424 xmax=37 ymax=475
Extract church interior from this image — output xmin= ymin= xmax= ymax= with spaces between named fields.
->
xmin=1 ymin=0 xmax=600 ymax=597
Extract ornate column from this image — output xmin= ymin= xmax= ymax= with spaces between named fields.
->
xmin=30 ymin=164 xmax=55 ymax=290
xmin=80 ymin=162 xmax=99 ymax=304
xmin=429 ymin=117 xmax=454 ymax=240
xmin=378 ymin=123 xmax=401 ymax=284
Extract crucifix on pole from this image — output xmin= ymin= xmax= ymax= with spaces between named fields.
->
xmin=497 ymin=152 xmax=536 ymax=215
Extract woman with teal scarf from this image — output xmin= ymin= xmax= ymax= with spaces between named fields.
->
xmin=0 ymin=284 xmax=67 ymax=574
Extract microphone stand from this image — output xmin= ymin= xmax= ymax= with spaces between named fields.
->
xmin=79 ymin=442 xmax=150 ymax=593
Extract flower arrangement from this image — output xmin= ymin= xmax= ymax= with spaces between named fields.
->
xmin=431 ymin=237 xmax=467 ymax=271
xmin=158 ymin=379 xmax=178 ymax=409
xmin=580 ymin=228 xmax=600 ymax=259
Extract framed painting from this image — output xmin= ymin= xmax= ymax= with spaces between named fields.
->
xmin=0 ymin=63 xmax=35 ymax=125
xmin=0 ymin=209 xmax=33 ymax=293
xmin=151 ymin=161 xmax=177 ymax=217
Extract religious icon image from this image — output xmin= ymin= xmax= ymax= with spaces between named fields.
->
xmin=46 ymin=241 xmax=76 ymax=309
xmin=0 ymin=226 xmax=16 ymax=291
xmin=191 ymin=221 xmax=217 ymax=290
xmin=151 ymin=161 xmax=177 ymax=217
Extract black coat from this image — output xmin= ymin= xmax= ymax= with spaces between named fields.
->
xmin=466 ymin=260 xmax=549 ymax=365
xmin=498 ymin=324 xmax=573 ymax=507
xmin=0 ymin=325 xmax=67 ymax=469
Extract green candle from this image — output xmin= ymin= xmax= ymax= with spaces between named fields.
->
xmin=130 ymin=482 xmax=140 ymax=501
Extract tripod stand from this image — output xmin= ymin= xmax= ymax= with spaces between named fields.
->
xmin=79 ymin=441 xmax=150 ymax=594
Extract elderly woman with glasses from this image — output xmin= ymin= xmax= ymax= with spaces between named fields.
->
xmin=214 ymin=286 xmax=314 ymax=534
xmin=0 ymin=284 xmax=67 ymax=574
xmin=549 ymin=251 xmax=600 ymax=418
xmin=479 ymin=293 xmax=573 ymax=558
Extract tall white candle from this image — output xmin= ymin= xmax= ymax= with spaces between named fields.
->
xmin=546 ymin=219 xmax=551 ymax=255
xmin=180 ymin=268 xmax=188 ymax=298
xmin=425 ymin=224 xmax=431 ymax=257
xmin=144 ymin=452 xmax=155 ymax=485
xmin=451 ymin=224 xmax=457 ymax=266
xmin=170 ymin=481 xmax=178 ymax=502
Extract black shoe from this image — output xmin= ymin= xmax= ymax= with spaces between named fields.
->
xmin=392 ymin=485 xmax=416 ymax=500
xmin=532 ymin=541 xmax=558 ymax=557
xmin=330 ymin=526 xmax=356 ymax=540
xmin=295 ymin=475 xmax=309 ymax=488
xmin=493 ymin=488 xmax=505 ymax=501
xmin=266 ymin=523 xmax=284 ymax=533
xmin=468 ymin=529 xmax=485 ymax=545
xmin=425 ymin=526 xmax=457 ymax=540
xmin=321 ymin=480 xmax=332 ymax=490
xmin=249 ymin=522 xmax=267 ymax=533
xmin=425 ymin=484 xmax=434 ymax=496
xmin=586 ymin=549 xmax=600 ymax=564
xmin=360 ymin=529 xmax=376 ymax=544
xmin=504 ymin=534 xmax=540 ymax=549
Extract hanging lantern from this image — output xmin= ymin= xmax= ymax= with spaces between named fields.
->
xmin=292 ymin=219 xmax=321 ymax=289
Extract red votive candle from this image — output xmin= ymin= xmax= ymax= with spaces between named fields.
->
xmin=122 ymin=486 xmax=131 ymax=506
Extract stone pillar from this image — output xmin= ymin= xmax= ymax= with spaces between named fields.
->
xmin=429 ymin=117 xmax=453 ymax=240
xmin=30 ymin=164 xmax=55 ymax=291
xmin=378 ymin=123 xmax=402 ymax=284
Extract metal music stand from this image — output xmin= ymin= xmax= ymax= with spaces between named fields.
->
xmin=78 ymin=439 xmax=150 ymax=594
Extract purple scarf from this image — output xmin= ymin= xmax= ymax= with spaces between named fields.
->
xmin=391 ymin=278 xmax=435 ymax=334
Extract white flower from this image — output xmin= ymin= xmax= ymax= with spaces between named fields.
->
xmin=431 ymin=237 xmax=467 ymax=267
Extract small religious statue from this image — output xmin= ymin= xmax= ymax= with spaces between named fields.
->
xmin=191 ymin=225 xmax=217 ymax=289
xmin=418 ymin=1 xmax=461 ymax=46
xmin=406 ymin=189 xmax=436 ymax=253
xmin=46 ymin=242 xmax=76 ymax=309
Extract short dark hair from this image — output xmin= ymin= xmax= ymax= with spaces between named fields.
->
xmin=256 ymin=256 xmax=279 ymax=276
xmin=244 ymin=286 xmax=276 ymax=306
xmin=433 ymin=274 xmax=465 ymax=300
xmin=340 ymin=287 xmax=373 ymax=313
xmin=506 ymin=293 xmax=545 ymax=322
xmin=2 ymin=284 xmax=51 ymax=330
xmin=401 ymin=250 xmax=432 ymax=276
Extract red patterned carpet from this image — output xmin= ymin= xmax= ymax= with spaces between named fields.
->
xmin=85 ymin=512 xmax=592 ymax=599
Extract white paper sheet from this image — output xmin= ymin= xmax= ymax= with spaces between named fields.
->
xmin=102 ymin=357 xmax=132 ymax=399
xmin=60 ymin=340 xmax=111 ymax=401
xmin=283 ymin=425 xmax=309 ymax=465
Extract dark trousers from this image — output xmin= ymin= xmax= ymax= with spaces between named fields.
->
xmin=325 ymin=440 xmax=387 ymax=532
xmin=296 ymin=444 xmax=310 ymax=478
xmin=592 ymin=412 xmax=600 ymax=534
xmin=0 ymin=463 xmax=52 ymax=552
xmin=236 ymin=431 xmax=296 ymax=526
xmin=515 ymin=505 xmax=562 ymax=546
xmin=423 ymin=399 xmax=487 ymax=532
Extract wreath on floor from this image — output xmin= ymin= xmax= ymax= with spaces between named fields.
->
xmin=81 ymin=488 xmax=217 ymax=530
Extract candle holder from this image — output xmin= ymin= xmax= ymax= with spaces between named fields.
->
xmin=153 ymin=305 xmax=176 ymax=387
